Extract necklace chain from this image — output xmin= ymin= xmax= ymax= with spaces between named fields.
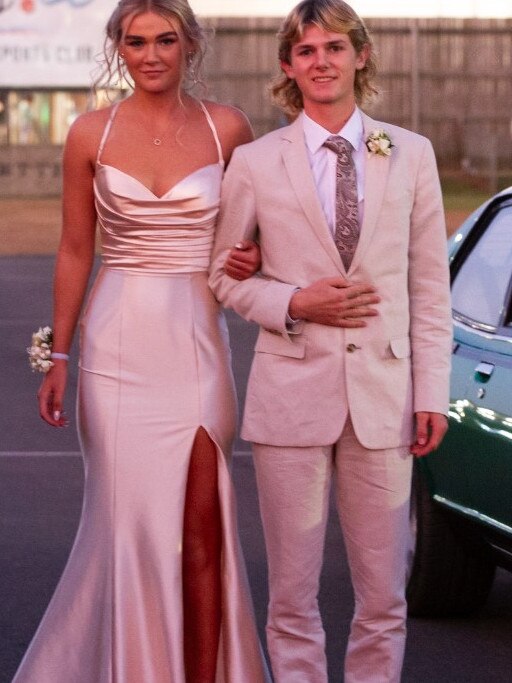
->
xmin=139 ymin=111 xmax=177 ymax=147
xmin=129 ymin=101 xmax=185 ymax=147
xmin=149 ymin=119 xmax=174 ymax=146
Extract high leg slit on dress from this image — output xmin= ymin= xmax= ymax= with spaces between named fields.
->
xmin=13 ymin=102 xmax=269 ymax=683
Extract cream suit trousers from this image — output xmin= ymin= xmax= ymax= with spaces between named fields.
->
xmin=252 ymin=417 xmax=413 ymax=683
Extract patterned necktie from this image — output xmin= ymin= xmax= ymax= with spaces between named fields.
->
xmin=323 ymin=135 xmax=359 ymax=270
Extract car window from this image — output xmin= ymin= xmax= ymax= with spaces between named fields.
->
xmin=451 ymin=204 xmax=512 ymax=329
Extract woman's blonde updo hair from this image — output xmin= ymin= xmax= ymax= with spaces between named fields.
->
xmin=271 ymin=0 xmax=378 ymax=116
xmin=94 ymin=0 xmax=207 ymax=93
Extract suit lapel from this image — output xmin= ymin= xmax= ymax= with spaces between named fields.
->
xmin=280 ymin=118 xmax=344 ymax=273
xmin=348 ymin=113 xmax=391 ymax=274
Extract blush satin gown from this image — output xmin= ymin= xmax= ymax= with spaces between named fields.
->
xmin=13 ymin=102 xmax=269 ymax=683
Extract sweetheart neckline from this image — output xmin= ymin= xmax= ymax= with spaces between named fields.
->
xmin=96 ymin=161 xmax=223 ymax=200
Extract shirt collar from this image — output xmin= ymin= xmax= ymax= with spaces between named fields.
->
xmin=301 ymin=107 xmax=364 ymax=154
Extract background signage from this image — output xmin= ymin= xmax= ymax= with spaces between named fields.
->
xmin=0 ymin=0 xmax=117 ymax=87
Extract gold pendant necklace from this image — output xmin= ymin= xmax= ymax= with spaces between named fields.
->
xmin=132 ymin=101 xmax=185 ymax=147
xmin=139 ymin=115 xmax=174 ymax=147
xmin=150 ymin=122 xmax=172 ymax=146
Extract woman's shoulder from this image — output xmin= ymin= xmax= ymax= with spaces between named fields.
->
xmin=65 ymin=105 xmax=116 ymax=152
xmin=70 ymin=105 xmax=113 ymax=136
xmin=200 ymin=100 xmax=254 ymax=157
xmin=200 ymin=100 xmax=248 ymax=124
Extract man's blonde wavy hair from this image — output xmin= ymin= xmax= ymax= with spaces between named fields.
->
xmin=271 ymin=0 xmax=378 ymax=116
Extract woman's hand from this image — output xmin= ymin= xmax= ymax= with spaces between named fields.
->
xmin=224 ymin=240 xmax=261 ymax=280
xmin=37 ymin=361 xmax=69 ymax=428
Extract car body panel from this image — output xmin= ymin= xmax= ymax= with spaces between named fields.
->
xmin=421 ymin=187 xmax=512 ymax=557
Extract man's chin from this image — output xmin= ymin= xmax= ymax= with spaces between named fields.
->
xmin=307 ymin=94 xmax=341 ymax=107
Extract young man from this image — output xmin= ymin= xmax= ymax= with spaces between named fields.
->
xmin=209 ymin=1 xmax=452 ymax=681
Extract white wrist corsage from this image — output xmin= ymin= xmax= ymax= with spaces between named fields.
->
xmin=27 ymin=326 xmax=54 ymax=374
xmin=365 ymin=130 xmax=394 ymax=157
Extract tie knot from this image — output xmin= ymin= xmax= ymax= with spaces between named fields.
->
xmin=323 ymin=135 xmax=352 ymax=158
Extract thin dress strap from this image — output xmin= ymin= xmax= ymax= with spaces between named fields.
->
xmin=199 ymin=101 xmax=224 ymax=167
xmin=96 ymin=102 xmax=121 ymax=165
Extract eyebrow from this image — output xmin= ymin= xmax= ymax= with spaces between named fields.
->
xmin=295 ymin=38 xmax=349 ymax=49
xmin=124 ymin=31 xmax=178 ymax=40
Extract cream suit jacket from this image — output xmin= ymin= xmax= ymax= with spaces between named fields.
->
xmin=209 ymin=113 xmax=452 ymax=449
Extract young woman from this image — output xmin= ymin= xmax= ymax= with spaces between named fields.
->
xmin=14 ymin=2 xmax=267 ymax=681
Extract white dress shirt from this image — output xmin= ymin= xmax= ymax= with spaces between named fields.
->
xmin=286 ymin=108 xmax=367 ymax=326
xmin=301 ymin=107 xmax=366 ymax=232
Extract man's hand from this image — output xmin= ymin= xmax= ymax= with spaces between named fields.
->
xmin=224 ymin=240 xmax=261 ymax=280
xmin=288 ymin=277 xmax=380 ymax=327
xmin=411 ymin=412 xmax=448 ymax=457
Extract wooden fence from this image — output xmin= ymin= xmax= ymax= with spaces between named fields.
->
xmin=2 ymin=16 xmax=511 ymax=196
xmin=203 ymin=17 xmax=512 ymax=171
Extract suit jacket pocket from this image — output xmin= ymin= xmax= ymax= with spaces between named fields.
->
xmin=389 ymin=336 xmax=411 ymax=359
xmin=255 ymin=329 xmax=306 ymax=358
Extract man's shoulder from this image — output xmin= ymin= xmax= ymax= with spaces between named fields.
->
xmin=233 ymin=123 xmax=294 ymax=160
xmin=363 ymin=114 xmax=431 ymax=150
xmin=386 ymin=122 xmax=429 ymax=147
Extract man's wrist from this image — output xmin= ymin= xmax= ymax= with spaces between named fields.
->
xmin=288 ymin=288 xmax=303 ymax=321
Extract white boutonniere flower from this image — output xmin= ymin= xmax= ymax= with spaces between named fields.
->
xmin=27 ymin=326 xmax=54 ymax=373
xmin=365 ymin=130 xmax=394 ymax=157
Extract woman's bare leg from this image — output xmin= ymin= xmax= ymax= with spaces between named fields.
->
xmin=183 ymin=427 xmax=222 ymax=682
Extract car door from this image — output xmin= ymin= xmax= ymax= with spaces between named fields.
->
xmin=440 ymin=196 xmax=512 ymax=532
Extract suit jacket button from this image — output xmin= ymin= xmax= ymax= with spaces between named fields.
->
xmin=346 ymin=343 xmax=359 ymax=353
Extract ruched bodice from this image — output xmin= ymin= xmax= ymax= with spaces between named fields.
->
xmin=94 ymin=161 xmax=223 ymax=274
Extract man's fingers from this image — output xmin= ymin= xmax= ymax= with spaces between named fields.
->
xmin=308 ymin=315 xmax=368 ymax=327
xmin=337 ymin=319 xmax=368 ymax=328
xmin=341 ymin=293 xmax=380 ymax=309
xmin=344 ymin=285 xmax=378 ymax=300
xmin=411 ymin=412 xmax=448 ymax=457
xmin=415 ymin=413 xmax=429 ymax=447
xmin=342 ymin=306 xmax=379 ymax=319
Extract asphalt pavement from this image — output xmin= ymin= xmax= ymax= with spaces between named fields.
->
xmin=1 ymin=255 xmax=512 ymax=683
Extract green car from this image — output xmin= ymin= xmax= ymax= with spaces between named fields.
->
xmin=407 ymin=187 xmax=512 ymax=617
